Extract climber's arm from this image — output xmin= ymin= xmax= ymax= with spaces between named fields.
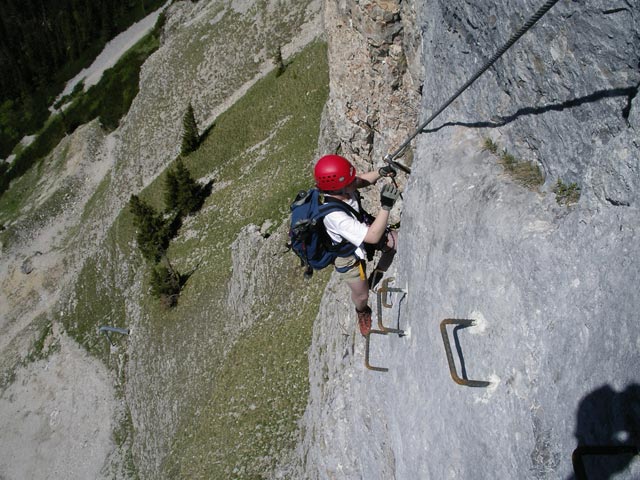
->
xmin=354 ymin=164 xmax=396 ymax=188
xmin=354 ymin=170 xmax=381 ymax=188
xmin=363 ymin=209 xmax=390 ymax=244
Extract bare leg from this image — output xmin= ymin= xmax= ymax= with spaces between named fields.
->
xmin=348 ymin=278 xmax=370 ymax=311
xmin=348 ymin=276 xmax=372 ymax=336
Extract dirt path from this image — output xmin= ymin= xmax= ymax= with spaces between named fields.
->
xmin=52 ymin=2 xmax=170 ymax=110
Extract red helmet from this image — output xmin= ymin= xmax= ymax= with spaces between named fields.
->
xmin=314 ymin=155 xmax=356 ymax=191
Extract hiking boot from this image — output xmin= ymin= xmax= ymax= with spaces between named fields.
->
xmin=356 ymin=306 xmax=372 ymax=336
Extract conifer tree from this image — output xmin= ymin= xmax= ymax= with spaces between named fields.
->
xmin=165 ymin=158 xmax=201 ymax=216
xmin=272 ymin=46 xmax=285 ymax=77
xmin=129 ymin=194 xmax=169 ymax=263
xmin=150 ymin=257 xmax=181 ymax=308
xmin=181 ymin=102 xmax=199 ymax=155
xmin=164 ymin=168 xmax=179 ymax=213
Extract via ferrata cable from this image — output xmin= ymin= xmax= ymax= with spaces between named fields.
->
xmin=384 ymin=0 xmax=562 ymax=173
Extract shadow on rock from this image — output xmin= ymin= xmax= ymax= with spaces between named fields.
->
xmin=568 ymin=384 xmax=640 ymax=480
xmin=423 ymin=85 xmax=639 ymax=133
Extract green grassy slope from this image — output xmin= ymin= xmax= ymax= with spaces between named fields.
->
xmin=63 ymin=41 xmax=330 ymax=478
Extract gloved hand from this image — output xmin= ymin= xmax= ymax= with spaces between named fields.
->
xmin=380 ymin=184 xmax=399 ymax=211
xmin=378 ymin=164 xmax=397 ymax=178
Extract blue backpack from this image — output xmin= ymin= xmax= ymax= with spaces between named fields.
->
xmin=288 ymin=188 xmax=362 ymax=279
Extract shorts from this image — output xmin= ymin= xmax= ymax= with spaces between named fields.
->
xmin=334 ymin=255 xmax=366 ymax=284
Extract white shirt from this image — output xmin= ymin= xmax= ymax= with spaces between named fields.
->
xmin=322 ymin=195 xmax=368 ymax=259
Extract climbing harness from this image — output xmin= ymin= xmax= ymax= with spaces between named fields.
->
xmin=384 ymin=0 xmax=562 ymax=172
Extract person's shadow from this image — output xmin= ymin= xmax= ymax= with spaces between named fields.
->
xmin=569 ymin=384 xmax=640 ymax=479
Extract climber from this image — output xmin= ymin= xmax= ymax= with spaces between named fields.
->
xmin=313 ymin=154 xmax=399 ymax=336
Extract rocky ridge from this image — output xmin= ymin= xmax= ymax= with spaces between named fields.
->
xmin=321 ymin=0 xmax=422 ymax=176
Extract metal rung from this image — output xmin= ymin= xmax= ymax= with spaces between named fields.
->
xmin=572 ymin=445 xmax=639 ymax=480
xmin=375 ymin=277 xmax=406 ymax=334
xmin=377 ymin=277 xmax=406 ymax=308
xmin=364 ymin=329 xmax=389 ymax=372
xmin=440 ymin=319 xmax=490 ymax=388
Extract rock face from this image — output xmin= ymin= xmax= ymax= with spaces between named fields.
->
xmin=321 ymin=0 xmax=422 ymax=173
xmin=299 ymin=0 xmax=640 ymax=478
xmin=419 ymin=0 xmax=639 ymax=208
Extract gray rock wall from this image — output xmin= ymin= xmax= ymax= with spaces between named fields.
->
xmin=420 ymin=0 xmax=639 ymax=206
xmin=300 ymin=0 xmax=640 ymax=478
xmin=394 ymin=1 xmax=639 ymax=476
xmin=395 ymin=125 xmax=639 ymax=479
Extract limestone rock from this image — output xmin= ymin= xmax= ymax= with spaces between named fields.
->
xmin=322 ymin=0 xmax=423 ymax=174
xmin=299 ymin=0 xmax=640 ymax=478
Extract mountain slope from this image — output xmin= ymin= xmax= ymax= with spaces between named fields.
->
xmin=1 ymin=1 xmax=327 ymax=478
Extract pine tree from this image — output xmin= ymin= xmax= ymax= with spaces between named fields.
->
xmin=149 ymin=257 xmax=181 ymax=308
xmin=165 ymin=158 xmax=201 ymax=216
xmin=164 ymin=168 xmax=179 ymax=212
xmin=175 ymin=158 xmax=201 ymax=213
xmin=272 ymin=46 xmax=285 ymax=77
xmin=129 ymin=195 xmax=170 ymax=263
xmin=180 ymin=102 xmax=199 ymax=155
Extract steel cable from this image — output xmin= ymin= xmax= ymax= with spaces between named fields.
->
xmin=385 ymin=0 xmax=562 ymax=170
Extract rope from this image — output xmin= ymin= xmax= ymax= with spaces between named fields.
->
xmin=384 ymin=0 xmax=563 ymax=172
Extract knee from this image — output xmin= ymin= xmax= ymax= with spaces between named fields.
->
xmin=349 ymin=281 xmax=370 ymax=308
xmin=353 ymin=289 xmax=369 ymax=306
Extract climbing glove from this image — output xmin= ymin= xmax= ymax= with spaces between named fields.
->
xmin=380 ymin=184 xmax=399 ymax=211
xmin=378 ymin=164 xmax=397 ymax=178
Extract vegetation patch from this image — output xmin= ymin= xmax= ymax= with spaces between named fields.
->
xmin=1 ymin=16 xmax=164 ymax=198
xmin=482 ymin=137 xmax=499 ymax=155
xmin=129 ymin=156 xmax=212 ymax=307
xmin=0 ymin=0 xmax=166 ymax=159
xmin=553 ymin=178 xmax=581 ymax=205
xmin=161 ymin=283 xmax=327 ymax=479
xmin=0 ymin=313 xmax=60 ymax=394
xmin=483 ymin=137 xmax=544 ymax=189
xmin=64 ymin=40 xmax=330 ymax=476
xmin=28 ymin=321 xmax=56 ymax=361
xmin=0 ymin=157 xmax=45 ymax=225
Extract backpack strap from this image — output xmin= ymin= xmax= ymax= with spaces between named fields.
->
xmin=316 ymin=194 xmax=364 ymax=258
xmin=319 ymin=194 xmax=364 ymax=222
